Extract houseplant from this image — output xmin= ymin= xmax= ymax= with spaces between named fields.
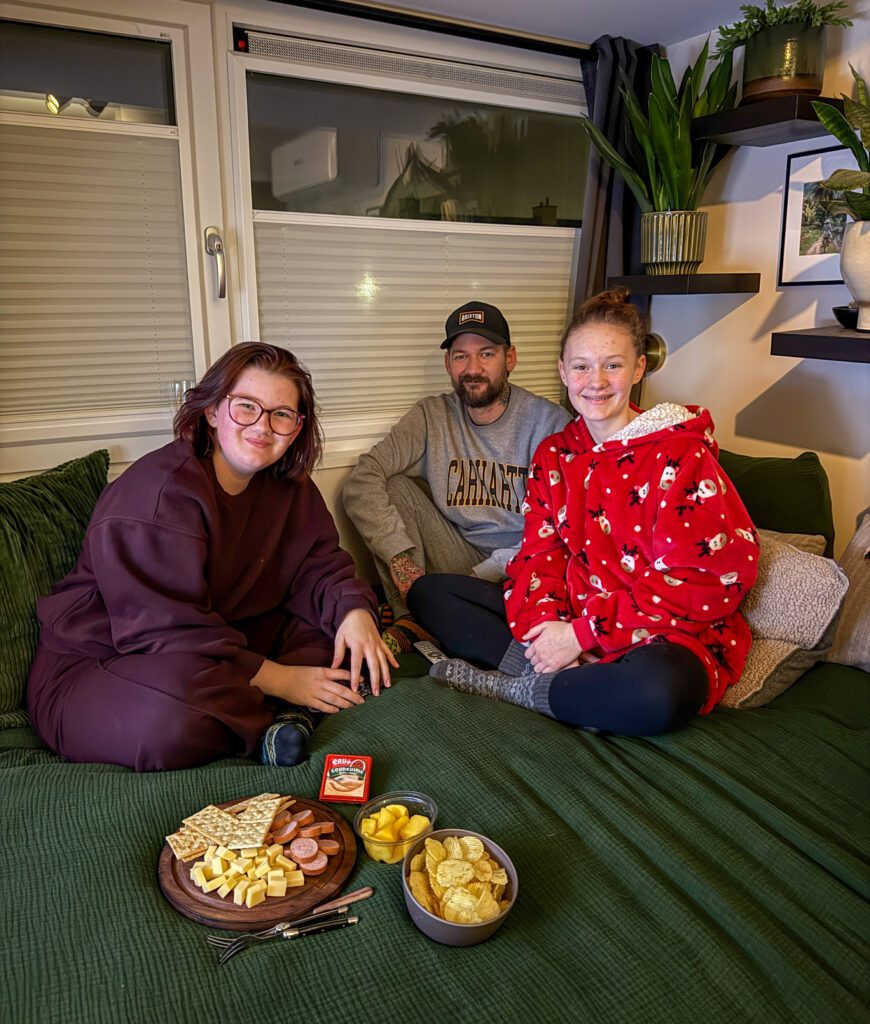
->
xmin=713 ymin=0 xmax=852 ymax=103
xmin=812 ymin=65 xmax=870 ymax=330
xmin=582 ymin=41 xmax=736 ymax=274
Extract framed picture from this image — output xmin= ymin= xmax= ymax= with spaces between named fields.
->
xmin=777 ymin=144 xmax=854 ymax=287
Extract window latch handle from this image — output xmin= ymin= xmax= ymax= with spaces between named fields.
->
xmin=204 ymin=226 xmax=226 ymax=299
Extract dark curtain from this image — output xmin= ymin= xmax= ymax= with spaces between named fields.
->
xmin=574 ymin=36 xmax=657 ymax=305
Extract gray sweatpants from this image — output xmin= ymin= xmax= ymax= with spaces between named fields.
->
xmin=376 ymin=475 xmax=485 ymax=617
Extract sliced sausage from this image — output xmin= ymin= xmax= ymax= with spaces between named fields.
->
xmin=312 ymin=820 xmax=335 ymax=835
xmin=318 ymin=838 xmax=340 ymax=856
xmin=291 ymin=808 xmax=315 ymax=827
xmin=272 ymin=810 xmax=292 ymax=830
xmin=289 ymin=837 xmax=320 ymax=863
xmin=271 ymin=819 xmax=299 ymax=844
xmin=299 ymin=851 xmax=329 ymax=876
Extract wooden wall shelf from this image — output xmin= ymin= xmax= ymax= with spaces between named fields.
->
xmin=770 ymin=326 xmax=869 ymax=364
xmin=692 ymin=95 xmax=845 ymax=147
xmin=608 ymin=273 xmax=760 ymax=295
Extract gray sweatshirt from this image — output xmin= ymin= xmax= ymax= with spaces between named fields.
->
xmin=343 ymin=385 xmax=572 ymax=580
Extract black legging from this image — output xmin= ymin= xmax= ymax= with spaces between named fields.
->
xmin=408 ymin=574 xmax=708 ymax=736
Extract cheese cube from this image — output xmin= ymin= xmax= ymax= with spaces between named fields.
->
xmin=230 ymin=858 xmax=251 ymax=874
xmin=217 ymin=877 xmax=239 ymax=899
xmin=202 ymin=874 xmax=225 ymax=893
xmin=191 ymin=865 xmax=208 ymax=889
xmin=224 ymin=866 xmax=242 ymax=882
xmin=266 ymin=878 xmax=287 ymax=898
xmin=204 ymin=846 xmax=217 ymax=861
xmin=254 ymin=859 xmax=271 ymax=879
xmin=241 ymin=848 xmax=260 ymax=859
xmin=233 ymin=879 xmax=250 ymax=906
xmin=246 ymin=867 xmax=257 ymax=880
xmin=210 ymin=857 xmax=226 ymax=877
xmin=284 ymin=870 xmax=305 ymax=887
xmin=215 ymin=846 xmax=234 ymax=861
xmin=267 ymin=869 xmax=284 ymax=883
xmin=266 ymin=844 xmax=283 ymax=862
xmin=245 ymin=881 xmax=267 ymax=908
xmin=276 ymin=855 xmax=296 ymax=871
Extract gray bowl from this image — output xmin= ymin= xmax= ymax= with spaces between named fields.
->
xmin=832 ymin=305 xmax=858 ymax=330
xmin=401 ymin=828 xmax=518 ymax=946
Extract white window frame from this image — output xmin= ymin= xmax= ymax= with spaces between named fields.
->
xmin=214 ymin=1 xmax=584 ymax=468
xmin=0 ymin=0 xmax=229 ymax=476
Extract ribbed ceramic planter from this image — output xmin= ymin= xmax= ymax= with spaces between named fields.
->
xmin=641 ymin=211 xmax=708 ymax=275
xmin=742 ymin=24 xmax=825 ymax=102
xmin=840 ymin=220 xmax=870 ymax=332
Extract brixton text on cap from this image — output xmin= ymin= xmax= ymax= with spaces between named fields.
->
xmin=441 ymin=301 xmax=511 ymax=349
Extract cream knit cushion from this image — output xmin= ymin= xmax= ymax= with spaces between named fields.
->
xmin=721 ymin=533 xmax=849 ymax=709
xmin=823 ymin=510 xmax=870 ymax=673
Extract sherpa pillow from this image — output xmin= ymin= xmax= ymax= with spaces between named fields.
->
xmin=824 ymin=510 xmax=870 ymax=673
xmin=0 ymin=450 xmax=109 ymax=728
xmin=721 ymin=532 xmax=849 ymax=709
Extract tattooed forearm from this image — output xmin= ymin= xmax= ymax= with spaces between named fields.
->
xmin=389 ymin=550 xmax=425 ymax=595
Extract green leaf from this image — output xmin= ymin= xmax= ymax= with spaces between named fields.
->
xmin=651 ymin=55 xmax=678 ymax=112
xmin=850 ymin=63 xmax=869 ymax=108
xmin=820 ymin=168 xmax=870 ymax=191
xmin=687 ymin=38 xmax=710 ymax=107
xmin=648 ymin=92 xmax=679 ymax=208
xmin=812 ymin=101 xmax=869 ymax=171
xmin=843 ymin=97 xmax=870 ymax=149
xmin=844 ymin=192 xmax=870 ymax=220
xmin=581 ymin=118 xmax=653 ymax=212
xmin=688 ymin=143 xmax=717 ymax=209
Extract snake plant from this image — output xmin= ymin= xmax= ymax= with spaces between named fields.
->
xmin=812 ymin=65 xmax=870 ymax=220
xmin=582 ymin=41 xmax=737 ymax=214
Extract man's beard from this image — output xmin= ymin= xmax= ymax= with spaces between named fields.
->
xmin=454 ymin=374 xmax=507 ymax=409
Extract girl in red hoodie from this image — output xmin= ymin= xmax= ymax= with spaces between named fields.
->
xmin=408 ymin=291 xmax=758 ymax=734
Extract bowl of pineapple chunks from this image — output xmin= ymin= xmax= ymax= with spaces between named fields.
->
xmin=402 ymin=829 xmax=518 ymax=946
xmin=353 ymin=791 xmax=437 ymax=864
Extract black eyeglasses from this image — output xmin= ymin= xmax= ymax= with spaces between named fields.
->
xmin=225 ymin=394 xmax=304 ymax=435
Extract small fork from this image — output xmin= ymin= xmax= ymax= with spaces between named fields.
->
xmin=206 ymin=886 xmax=374 ymax=963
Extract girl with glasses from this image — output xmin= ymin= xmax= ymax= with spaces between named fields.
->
xmin=27 ymin=342 xmax=396 ymax=771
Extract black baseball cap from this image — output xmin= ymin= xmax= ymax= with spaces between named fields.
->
xmin=441 ymin=301 xmax=511 ymax=350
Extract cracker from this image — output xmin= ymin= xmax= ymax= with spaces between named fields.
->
xmin=165 ymin=825 xmax=208 ymax=862
xmin=183 ymin=804 xmax=270 ymax=850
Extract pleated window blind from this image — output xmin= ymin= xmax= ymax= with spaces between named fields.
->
xmin=253 ymin=218 xmax=575 ymax=427
xmin=0 ymin=123 xmax=194 ymax=418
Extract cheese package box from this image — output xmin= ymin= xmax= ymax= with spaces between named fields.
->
xmin=319 ymin=754 xmax=373 ymax=804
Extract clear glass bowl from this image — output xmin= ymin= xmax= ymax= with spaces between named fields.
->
xmin=353 ymin=790 xmax=438 ymax=864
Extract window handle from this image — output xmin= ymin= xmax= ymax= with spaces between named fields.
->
xmin=204 ymin=226 xmax=226 ymax=299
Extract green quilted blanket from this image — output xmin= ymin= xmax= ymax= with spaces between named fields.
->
xmin=3 ymin=663 xmax=868 ymax=1024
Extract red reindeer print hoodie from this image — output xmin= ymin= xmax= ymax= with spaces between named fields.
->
xmin=504 ymin=403 xmax=758 ymax=713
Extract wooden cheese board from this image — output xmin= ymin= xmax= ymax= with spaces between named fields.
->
xmin=157 ymin=796 xmax=356 ymax=931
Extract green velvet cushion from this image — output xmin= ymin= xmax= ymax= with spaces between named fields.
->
xmin=0 ymin=450 xmax=109 ymax=726
xmin=718 ymin=449 xmax=835 ymax=556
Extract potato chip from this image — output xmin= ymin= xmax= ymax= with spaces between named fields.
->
xmin=443 ymin=836 xmax=464 ymax=860
xmin=475 ymin=890 xmax=501 ymax=923
xmin=492 ymin=883 xmax=505 ymax=902
xmin=435 ymin=858 xmax=474 ymax=888
xmin=424 ymin=838 xmax=446 ymax=864
xmin=490 ymin=868 xmax=508 ymax=886
xmin=473 ymin=859 xmax=493 ymax=882
xmin=409 ymin=871 xmax=435 ymax=914
xmin=429 ymin=877 xmax=447 ymax=901
xmin=458 ymin=835 xmax=485 ymax=863
xmin=409 ymin=852 xmax=425 ymax=873
xmin=466 ymin=881 xmax=491 ymax=899
xmin=442 ymin=886 xmax=480 ymax=924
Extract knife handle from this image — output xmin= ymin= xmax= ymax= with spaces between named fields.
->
xmin=284 ymin=915 xmax=360 ymax=940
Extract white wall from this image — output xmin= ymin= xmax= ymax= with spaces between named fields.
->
xmin=649 ymin=12 xmax=870 ymax=555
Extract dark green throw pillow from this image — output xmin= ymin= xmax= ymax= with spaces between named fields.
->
xmin=718 ymin=449 xmax=834 ymax=556
xmin=0 ymin=450 xmax=109 ymax=727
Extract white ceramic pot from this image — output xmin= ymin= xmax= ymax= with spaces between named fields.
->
xmin=840 ymin=220 xmax=870 ymax=332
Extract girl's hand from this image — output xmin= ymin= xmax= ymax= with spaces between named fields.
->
xmin=333 ymin=608 xmax=399 ymax=696
xmin=252 ymin=664 xmax=364 ymax=714
xmin=522 ymin=620 xmax=582 ymax=674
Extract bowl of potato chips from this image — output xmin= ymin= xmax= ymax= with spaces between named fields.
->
xmin=402 ymin=829 xmax=518 ymax=946
xmin=353 ymin=791 xmax=437 ymax=864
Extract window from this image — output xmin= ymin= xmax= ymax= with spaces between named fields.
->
xmin=229 ymin=24 xmax=586 ymax=466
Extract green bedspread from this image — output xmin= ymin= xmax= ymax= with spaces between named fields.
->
xmin=3 ymin=663 xmax=868 ymax=1024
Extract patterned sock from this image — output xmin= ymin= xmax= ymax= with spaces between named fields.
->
xmin=259 ymin=708 xmax=322 ymax=767
xmin=381 ymin=615 xmax=434 ymax=656
xmin=428 ymin=657 xmax=556 ymax=718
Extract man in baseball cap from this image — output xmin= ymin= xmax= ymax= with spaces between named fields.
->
xmin=343 ymin=300 xmax=570 ymax=655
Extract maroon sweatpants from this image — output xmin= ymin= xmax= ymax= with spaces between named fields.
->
xmin=26 ymin=614 xmax=333 ymax=772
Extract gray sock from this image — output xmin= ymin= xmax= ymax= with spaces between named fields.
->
xmin=429 ymin=656 xmax=556 ymax=718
